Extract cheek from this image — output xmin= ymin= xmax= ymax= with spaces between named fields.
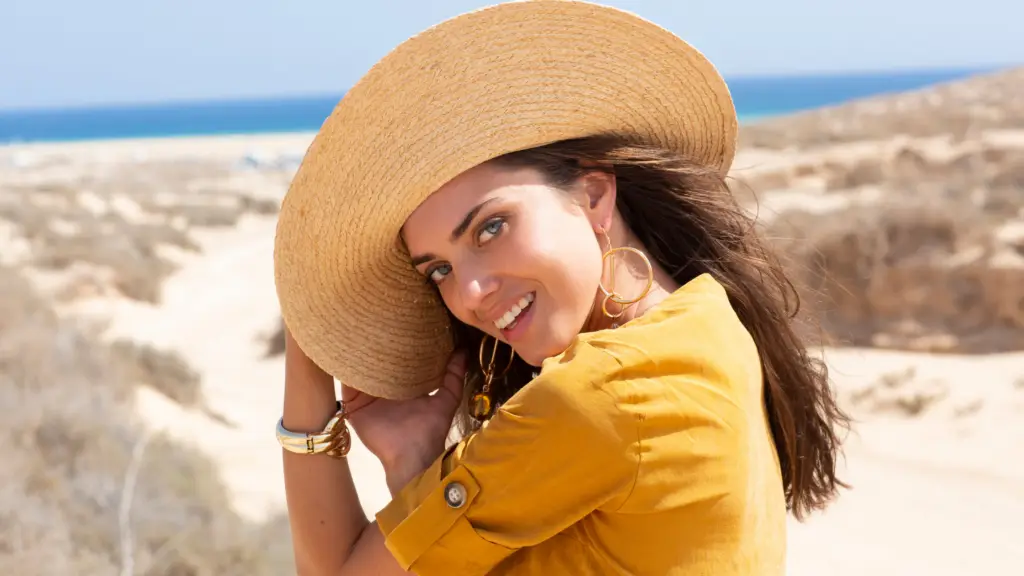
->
xmin=512 ymin=212 xmax=603 ymax=308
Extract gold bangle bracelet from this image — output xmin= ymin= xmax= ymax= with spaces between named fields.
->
xmin=276 ymin=401 xmax=352 ymax=459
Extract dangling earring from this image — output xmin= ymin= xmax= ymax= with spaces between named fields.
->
xmin=470 ymin=335 xmax=515 ymax=421
xmin=598 ymin=229 xmax=654 ymax=323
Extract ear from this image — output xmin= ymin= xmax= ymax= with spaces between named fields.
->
xmin=578 ymin=170 xmax=617 ymax=233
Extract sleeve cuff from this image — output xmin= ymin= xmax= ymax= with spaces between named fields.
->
xmin=375 ymin=453 xmax=443 ymax=539
xmin=375 ymin=445 xmax=513 ymax=573
xmin=376 ymin=441 xmax=465 ymax=537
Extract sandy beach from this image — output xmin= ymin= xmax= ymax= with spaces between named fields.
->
xmin=2 ymin=67 xmax=1023 ymax=575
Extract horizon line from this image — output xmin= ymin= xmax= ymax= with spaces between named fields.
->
xmin=1 ymin=62 xmax=1015 ymax=115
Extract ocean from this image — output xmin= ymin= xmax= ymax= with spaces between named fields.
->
xmin=0 ymin=67 xmax=989 ymax=145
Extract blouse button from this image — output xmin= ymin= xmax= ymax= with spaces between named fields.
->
xmin=444 ymin=482 xmax=467 ymax=509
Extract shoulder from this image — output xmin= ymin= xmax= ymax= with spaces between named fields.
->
xmin=555 ymin=273 xmax=761 ymax=395
xmin=526 ymin=274 xmax=763 ymax=463
xmin=499 ymin=274 xmax=760 ymax=454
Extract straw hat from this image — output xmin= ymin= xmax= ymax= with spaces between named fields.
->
xmin=274 ymin=0 xmax=737 ymax=399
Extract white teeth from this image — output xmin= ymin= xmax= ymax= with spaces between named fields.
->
xmin=494 ymin=293 xmax=535 ymax=330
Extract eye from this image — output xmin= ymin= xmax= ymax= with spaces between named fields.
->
xmin=427 ymin=263 xmax=452 ymax=284
xmin=477 ymin=217 xmax=506 ymax=244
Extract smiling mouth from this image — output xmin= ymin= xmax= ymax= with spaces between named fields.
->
xmin=493 ymin=292 xmax=535 ymax=331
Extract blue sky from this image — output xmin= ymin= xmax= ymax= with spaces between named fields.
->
xmin=2 ymin=0 xmax=1020 ymax=110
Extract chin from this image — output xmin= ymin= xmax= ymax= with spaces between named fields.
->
xmin=515 ymin=335 xmax=573 ymax=368
xmin=511 ymin=345 xmax=546 ymax=368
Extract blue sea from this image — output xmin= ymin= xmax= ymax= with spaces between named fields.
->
xmin=0 ymin=67 xmax=992 ymax=145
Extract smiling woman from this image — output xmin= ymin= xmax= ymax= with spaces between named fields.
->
xmin=403 ymin=164 xmax=614 ymax=366
xmin=271 ymin=2 xmax=849 ymax=575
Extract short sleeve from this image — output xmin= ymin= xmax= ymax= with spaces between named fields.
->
xmin=375 ymin=342 xmax=638 ymax=575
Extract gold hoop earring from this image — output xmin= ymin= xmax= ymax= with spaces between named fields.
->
xmin=597 ymin=231 xmax=654 ymax=320
xmin=470 ymin=335 xmax=515 ymax=421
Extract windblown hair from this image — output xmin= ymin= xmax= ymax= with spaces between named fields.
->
xmin=446 ymin=133 xmax=850 ymax=519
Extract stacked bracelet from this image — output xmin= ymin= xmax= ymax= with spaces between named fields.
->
xmin=276 ymin=401 xmax=352 ymax=459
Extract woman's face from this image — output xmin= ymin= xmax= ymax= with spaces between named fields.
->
xmin=402 ymin=161 xmax=616 ymax=366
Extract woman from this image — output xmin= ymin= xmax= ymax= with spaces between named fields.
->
xmin=273 ymin=2 xmax=848 ymax=574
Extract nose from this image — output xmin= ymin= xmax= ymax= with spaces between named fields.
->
xmin=454 ymin=260 xmax=499 ymax=317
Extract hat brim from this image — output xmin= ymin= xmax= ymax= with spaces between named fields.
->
xmin=274 ymin=0 xmax=737 ymax=399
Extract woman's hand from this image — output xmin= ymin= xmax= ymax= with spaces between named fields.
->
xmin=342 ymin=351 xmax=467 ymax=494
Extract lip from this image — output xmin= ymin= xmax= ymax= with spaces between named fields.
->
xmin=499 ymin=293 xmax=535 ymax=343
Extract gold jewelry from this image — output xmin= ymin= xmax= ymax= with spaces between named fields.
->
xmin=470 ymin=336 xmax=514 ymax=421
xmin=276 ymin=401 xmax=352 ymax=459
xmin=598 ymin=230 xmax=654 ymax=319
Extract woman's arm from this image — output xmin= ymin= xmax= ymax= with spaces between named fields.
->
xmin=282 ymin=332 xmax=640 ymax=576
xmin=281 ymin=329 xmax=411 ymax=575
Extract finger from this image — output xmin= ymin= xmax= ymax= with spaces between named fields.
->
xmin=446 ymin=349 xmax=468 ymax=381
xmin=438 ymin=352 xmax=467 ymax=404
xmin=341 ymin=384 xmax=377 ymax=411
xmin=340 ymin=384 xmax=360 ymax=402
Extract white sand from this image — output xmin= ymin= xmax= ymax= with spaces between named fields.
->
xmin=8 ymin=133 xmax=1024 ymax=574
xmin=787 ymin=348 xmax=1024 ymax=574
xmin=71 ymin=214 xmax=393 ymax=522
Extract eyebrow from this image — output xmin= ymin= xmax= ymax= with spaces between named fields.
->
xmin=409 ymin=198 xmax=500 ymax=268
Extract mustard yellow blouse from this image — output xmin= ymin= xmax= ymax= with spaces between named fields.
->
xmin=376 ymin=274 xmax=787 ymax=575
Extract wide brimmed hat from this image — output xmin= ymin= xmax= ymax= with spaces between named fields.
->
xmin=274 ymin=0 xmax=738 ymax=399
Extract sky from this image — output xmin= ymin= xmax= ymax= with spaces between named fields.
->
xmin=2 ymin=0 xmax=1020 ymax=110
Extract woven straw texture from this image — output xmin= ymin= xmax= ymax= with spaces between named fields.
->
xmin=274 ymin=0 xmax=738 ymax=399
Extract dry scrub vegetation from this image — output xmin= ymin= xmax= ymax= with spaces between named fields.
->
xmin=0 ymin=156 xmax=295 ymax=573
xmin=0 ymin=159 xmax=280 ymax=303
xmin=847 ymin=367 xmax=951 ymax=417
xmin=758 ymin=140 xmax=1024 ymax=352
xmin=768 ymin=197 xmax=1023 ymax=353
xmin=736 ymin=67 xmax=1024 ymax=354
xmin=0 ymin=267 xmax=294 ymax=575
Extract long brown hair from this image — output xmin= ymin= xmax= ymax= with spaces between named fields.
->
xmin=447 ymin=133 xmax=850 ymax=519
